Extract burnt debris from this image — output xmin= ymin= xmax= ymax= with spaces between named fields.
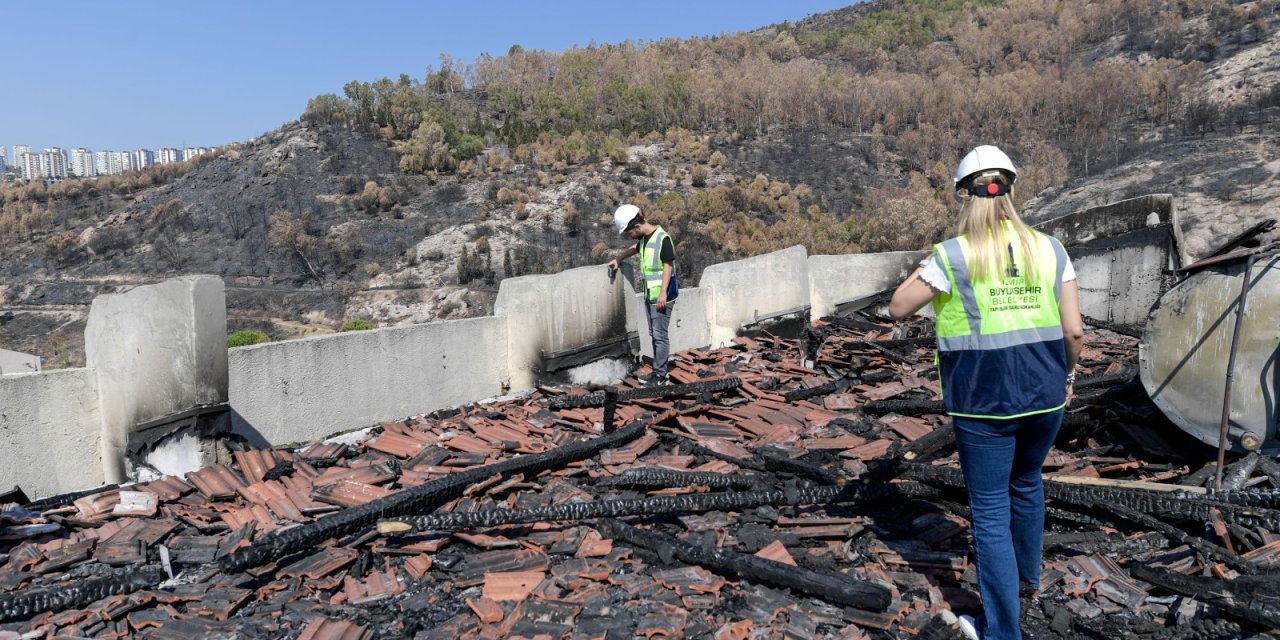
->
xmin=3 ymin=311 xmax=1280 ymax=638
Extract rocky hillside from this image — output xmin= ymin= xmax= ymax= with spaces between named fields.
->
xmin=1 ymin=0 xmax=1277 ymax=367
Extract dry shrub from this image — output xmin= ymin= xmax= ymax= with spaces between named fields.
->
xmin=857 ymin=173 xmax=952 ymax=252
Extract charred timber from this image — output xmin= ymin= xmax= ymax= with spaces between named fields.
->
xmin=547 ymin=377 xmax=743 ymax=409
xmin=381 ymin=482 xmax=938 ymax=533
xmin=216 ymin=420 xmax=647 ymax=575
xmin=596 ymin=518 xmax=892 ymax=611
xmin=1220 ymin=453 xmax=1262 ymax=492
xmin=1095 ymin=501 xmax=1263 ymax=576
xmin=1129 ymin=564 xmax=1280 ymax=628
xmin=901 ymin=464 xmax=1280 ymax=531
xmin=594 ymin=468 xmax=759 ymax=489
xmin=783 ymin=378 xmax=850 ymax=403
xmin=1082 ymin=315 xmax=1144 ymax=339
xmin=0 ymin=565 xmax=165 ymax=623
xmin=21 ymin=483 xmax=121 ymax=514
xmin=755 ymin=447 xmax=846 ymax=484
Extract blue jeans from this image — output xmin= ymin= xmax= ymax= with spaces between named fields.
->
xmin=952 ymin=410 xmax=1063 ymax=640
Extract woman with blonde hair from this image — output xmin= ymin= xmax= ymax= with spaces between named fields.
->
xmin=889 ymin=145 xmax=1084 ymax=640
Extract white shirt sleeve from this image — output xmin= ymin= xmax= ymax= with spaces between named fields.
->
xmin=917 ymin=254 xmax=950 ymax=293
xmin=918 ymin=249 xmax=1076 ymax=292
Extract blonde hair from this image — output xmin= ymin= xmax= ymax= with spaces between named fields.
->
xmin=956 ymin=176 xmax=1041 ymax=284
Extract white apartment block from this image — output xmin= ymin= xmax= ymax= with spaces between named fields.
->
xmin=131 ymin=149 xmax=154 ymax=170
xmin=70 ymin=148 xmax=96 ymax=177
xmin=182 ymin=146 xmax=211 ymax=161
xmin=157 ymin=147 xmax=180 ymax=164
xmin=94 ymin=151 xmax=112 ymax=175
xmin=20 ymin=153 xmax=42 ymax=180
xmin=41 ymin=148 xmax=68 ymax=179
xmin=13 ymin=145 xmax=31 ymax=178
xmin=0 ymin=154 xmax=6 ymax=174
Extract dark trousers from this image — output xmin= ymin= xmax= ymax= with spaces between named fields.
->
xmin=952 ymin=409 xmax=1064 ymax=640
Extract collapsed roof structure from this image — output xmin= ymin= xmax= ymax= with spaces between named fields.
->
xmin=1 ymin=195 xmax=1278 ymax=638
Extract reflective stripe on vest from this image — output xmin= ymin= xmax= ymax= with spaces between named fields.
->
xmin=638 ymin=226 xmax=669 ymax=301
xmin=931 ymin=224 xmax=1068 ymax=419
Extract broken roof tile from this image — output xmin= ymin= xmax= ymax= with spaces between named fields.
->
xmin=481 ymin=570 xmax=546 ymax=602
xmin=297 ymin=616 xmax=372 ymax=640
xmin=186 ymin=464 xmax=247 ymax=499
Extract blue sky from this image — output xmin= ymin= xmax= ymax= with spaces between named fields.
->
xmin=3 ymin=1 xmax=854 ymax=155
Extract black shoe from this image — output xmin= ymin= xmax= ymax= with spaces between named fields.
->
xmin=640 ymin=374 xmax=668 ymax=388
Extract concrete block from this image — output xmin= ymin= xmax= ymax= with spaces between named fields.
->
xmin=0 ymin=369 xmax=104 ymax=498
xmin=808 ymin=251 xmax=927 ymax=319
xmin=0 ymin=348 xmax=41 ymax=375
xmin=699 ymin=245 xmax=810 ymax=347
xmin=229 ymin=317 xmax=509 ymax=447
xmin=85 ymin=276 xmax=227 ymax=483
xmin=496 ymin=265 xmax=628 ymax=390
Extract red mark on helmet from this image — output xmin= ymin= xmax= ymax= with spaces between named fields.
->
xmin=987 ymin=183 xmax=1000 ymax=195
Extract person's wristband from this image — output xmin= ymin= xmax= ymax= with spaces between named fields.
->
xmin=1066 ymin=372 xmax=1077 ymax=385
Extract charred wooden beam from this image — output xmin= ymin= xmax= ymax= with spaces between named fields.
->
xmin=1129 ymin=564 xmax=1280 ymax=628
xmin=1082 ymin=315 xmax=1144 ymax=339
xmin=1220 ymin=452 xmax=1262 ymax=492
xmin=380 ymin=482 xmax=937 ymax=534
xmin=901 ymin=463 xmax=1280 ymax=531
xmin=596 ymin=518 xmax=893 ymax=611
xmin=0 ymin=565 xmax=165 ymax=623
xmin=21 ymin=483 xmax=121 ymax=514
xmin=1096 ymin=502 xmax=1263 ymax=576
xmin=755 ymin=446 xmax=846 ymax=484
xmin=594 ymin=468 xmax=759 ymax=489
xmin=216 ymin=419 xmax=648 ymax=576
xmin=1211 ymin=488 xmax=1280 ymax=509
xmin=547 ymin=377 xmax=743 ymax=409
xmin=861 ymin=399 xmax=945 ymax=416
xmin=783 ymin=378 xmax=850 ymax=403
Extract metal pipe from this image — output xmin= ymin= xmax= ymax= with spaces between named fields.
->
xmin=1216 ymin=254 xmax=1256 ymax=492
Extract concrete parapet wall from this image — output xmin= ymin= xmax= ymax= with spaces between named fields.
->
xmin=699 ymin=245 xmax=810 ymax=347
xmin=496 ymin=265 xmax=627 ymax=390
xmin=0 ymin=369 xmax=104 ymax=498
xmin=229 ymin=317 xmax=509 ymax=446
xmin=85 ymin=276 xmax=227 ymax=483
xmin=808 ymin=251 xmax=927 ymax=319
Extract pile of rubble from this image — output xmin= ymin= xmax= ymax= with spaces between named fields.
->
xmin=2 ymin=312 xmax=1279 ymax=639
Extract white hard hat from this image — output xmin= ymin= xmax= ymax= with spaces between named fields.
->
xmin=954 ymin=145 xmax=1017 ymax=188
xmin=613 ymin=204 xmax=641 ymax=235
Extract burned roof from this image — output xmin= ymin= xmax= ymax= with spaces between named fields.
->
xmin=2 ymin=312 xmax=1278 ymax=639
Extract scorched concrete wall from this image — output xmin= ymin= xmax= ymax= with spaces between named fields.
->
xmin=0 ymin=369 xmax=104 ymax=498
xmin=229 ymin=317 xmax=509 ymax=446
xmin=699 ymin=245 xmax=810 ymax=347
xmin=85 ymin=275 xmax=228 ymax=483
xmin=808 ymin=251 xmax=928 ymax=319
xmin=495 ymin=265 xmax=627 ymax=391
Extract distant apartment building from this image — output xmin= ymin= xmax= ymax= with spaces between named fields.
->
xmin=94 ymin=151 xmax=112 ymax=175
xmin=13 ymin=144 xmax=31 ymax=178
xmin=70 ymin=148 xmax=96 ymax=177
xmin=157 ymin=147 xmax=180 ymax=164
xmin=40 ymin=148 xmax=68 ymax=179
xmin=131 ymin=149 xmax=154 ymax=171
xmin=182 ymin=146 xmax=211 ymax=161
xmin=0 ymin=153 xmax=6 ymax=175
xmin=108 ymin=151 xmax=134 ymax=174
xmin=20 ymin=153 xmax=42 ymax=180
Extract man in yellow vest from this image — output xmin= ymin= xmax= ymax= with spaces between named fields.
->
xmin=607 ymin=204 xmax=678 ymax=386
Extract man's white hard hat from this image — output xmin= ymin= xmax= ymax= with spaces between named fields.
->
xmin=613 ymin=204 xmax=641 ymax=235
xmin=954 ymin=145 xmax=1017 ymax=188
